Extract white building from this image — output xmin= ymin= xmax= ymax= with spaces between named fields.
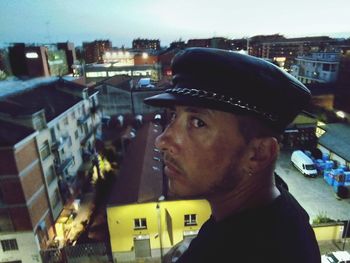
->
xmin=291 ymin=52 xmax=340 ymax=84
xmin=0 ymin=77 xmax=101 ymax=261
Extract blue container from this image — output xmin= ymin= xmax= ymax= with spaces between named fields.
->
xmin=324 ymin=173 xmax=334 ymax=186
xmin=325 ymin=160 xmax=334 ymax=170
xmin=322 ymin=153 xmax=330 ymax=161
xmin=336 ymin=168 xmax=344 ymax=174
xmin=333 ymin=181 xmax=345 ymax=192
xmin=344 ymin=171 xmax=350 ymax=182
xmin=316 ymin=162 xmax=326 ymax=172
xmin=338 ymin=164 xmax=347 ymax=171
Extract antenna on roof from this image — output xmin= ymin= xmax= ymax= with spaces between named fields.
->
xmin=45 ymin=21 xmax=51 ymax=43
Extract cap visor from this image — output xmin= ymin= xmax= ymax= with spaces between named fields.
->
xmin=144 ymin=93 xmax=201 ymax=108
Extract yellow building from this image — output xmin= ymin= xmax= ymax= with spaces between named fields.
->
xmin=106 ymin=117 xmax=211 ymax=262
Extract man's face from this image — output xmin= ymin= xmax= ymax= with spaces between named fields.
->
xmin=155 ymin=106 xmax=249 ymax=198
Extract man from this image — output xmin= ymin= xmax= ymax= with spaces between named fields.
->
xmin=144 ymin=48 xmax=320 ymax=262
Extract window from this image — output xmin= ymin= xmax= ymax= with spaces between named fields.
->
xmin=184 ymin=214 xmax=197 ymax=226
xmin=51 ymin=189 xmax=60 ymax=209
xmin=323 ymin=63 xmax=330 ymax=71
xmin=134 ymin=218 xmax=147 ymax=229
xmin=68 ymin=136 xmax=72 ymax=147
xmin=40 ymin=140 xmax=50 ymax=160
xmin=63 ymin=117 xmax=68 ymax=125
xmin=71 ymin=111 xmax=76 ymax=119
xmin=46 ymin=166 xmax=56 ymax=186
xmin=75 ymin=130 xmax=79 ymax=139
xmin=1 ymin=239 xmax=18 ymax=251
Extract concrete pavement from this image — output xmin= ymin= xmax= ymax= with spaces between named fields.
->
xmin=276 ymin=150 xmax=350 ymax=222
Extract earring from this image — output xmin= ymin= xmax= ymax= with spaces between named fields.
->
xmin=247 ymin=168 xmax=253 ymax=177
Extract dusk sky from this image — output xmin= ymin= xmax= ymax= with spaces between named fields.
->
xmin=1 ymin=0 xmax=350 ymax=48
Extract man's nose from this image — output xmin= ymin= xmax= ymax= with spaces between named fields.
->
xmin=155 ymin=123 xmax=178 ymax=155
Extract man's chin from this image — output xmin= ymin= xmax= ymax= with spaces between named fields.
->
xmin=168 ymin=180 xmax=204 ymax=199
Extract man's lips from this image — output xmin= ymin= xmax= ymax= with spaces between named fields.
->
xmin=164 ymin=161 xmax=182 ymax=178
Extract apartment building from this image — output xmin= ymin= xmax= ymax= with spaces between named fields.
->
xmin=0 ymin=121 xmax=49 ymax=263
xmin=291 ymin=52 xmax=341 ymax=84
xmin=8 ymin=42 xmax=76 ymax=79
xmin=132 ymin=38 xmax=161 ymax=51
xmin=0 ymin=77 xmax=100 ymax=261
xmin=83 ymin=40 xmax=112 ymax=64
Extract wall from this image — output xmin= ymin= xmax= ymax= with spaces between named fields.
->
xmin=313 ymin=223 xmax=344 ymax=241
xmin=107 ymin=199 xmax=211 ymax=262
xmin=0 ymin=231 xmax=41 ymax=263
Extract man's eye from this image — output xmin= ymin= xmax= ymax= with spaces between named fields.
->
xmin=191 ymin=117 xmax=206 ymax=128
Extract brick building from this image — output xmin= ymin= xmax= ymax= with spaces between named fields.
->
xmin=0 ymin=120 xmax=52 ymax=262
xmin=132 ymin=38 xmax=160 ymax=51
xmin=0 ymin=77 xmax=101 ymax=261
xmin=83 ymin=40 xmax=112 ymax=64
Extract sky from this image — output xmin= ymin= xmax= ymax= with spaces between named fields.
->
xmin=1 ymin=0 xmax=350 ymax=48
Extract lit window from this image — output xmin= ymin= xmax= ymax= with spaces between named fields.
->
xmin=184 ymin=214 xmax=197 ymax=226
xmin=134 ymin=218 xmax=147 ymax=229
xmin=1 ymin=239 xmax=18 ymax=251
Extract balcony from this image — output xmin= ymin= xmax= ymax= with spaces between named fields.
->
xmin=51 ymin=136 xmax=69 ymax=151
xmin=77 ymin=114 xmax=90 ymax=125
xmin=90 ymin=104 xmax=100 ymax=115
xmin=55 ymin=156 xmax=74 ymax=175
xmin=80 ymin=125 xmax=98 ymax=146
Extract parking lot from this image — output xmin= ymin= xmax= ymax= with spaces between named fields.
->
xmin=276 ymin=150 xmax=350 ymax=222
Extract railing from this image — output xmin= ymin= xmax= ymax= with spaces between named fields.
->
xmin=77 ymin=114 xmax=90 ymax=125
xmin=55 ymin=156 xmax=74 ymax=175
xmin=40 ymin=242 xmax=111 ymax=263
xmin=80 ymin=125 xmax=99 ymax=145
xmin=51 ymin=136 xmax=69 ymax=151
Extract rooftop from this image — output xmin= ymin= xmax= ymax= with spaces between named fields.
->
xmin=0 ymin=119 xmax=35 ymax=147
xmin=107 ymin=118 xmax=164 ymax=206
xmin=318 ymin=123 xmax=350 ymax=161
xmin=0 ymin=79 xmax=85 ymax=121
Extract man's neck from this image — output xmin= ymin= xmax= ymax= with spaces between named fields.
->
xmin=207 ymin=178 xmax=281 ymax=222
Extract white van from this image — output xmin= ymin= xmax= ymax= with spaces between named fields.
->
xmin=291 ymin=150 xmax=318 ymax=178
xmin=321 ymin=251 xmax=350 ymax=263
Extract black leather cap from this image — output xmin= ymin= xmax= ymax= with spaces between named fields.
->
xmin=144 ymin=48 xmax=311 ymax=132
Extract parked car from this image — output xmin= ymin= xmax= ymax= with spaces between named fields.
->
xmin=321 ymin=251 xmax=350 ymax=263
xmin=291 ymin=150 xmax=318 ymax=177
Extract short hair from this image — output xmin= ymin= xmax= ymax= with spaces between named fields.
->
xmin=236 ymin=114 xmax=282 ymax=143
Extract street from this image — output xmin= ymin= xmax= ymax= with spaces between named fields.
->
xmin=276 ymin=150 xmax=350 ymax=222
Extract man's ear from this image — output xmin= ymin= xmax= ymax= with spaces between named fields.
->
xmin=247 ymin=137 xmax=279 ymax=172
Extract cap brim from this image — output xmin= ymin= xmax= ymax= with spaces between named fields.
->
xmin=144 ymin=92 xmax=200 ymax=108
xmin=144 ymin=92 xmax=248 ymax=116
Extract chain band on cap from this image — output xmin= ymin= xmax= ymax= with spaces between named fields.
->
xmin=165 ymin=87 xmax=278 ymax=122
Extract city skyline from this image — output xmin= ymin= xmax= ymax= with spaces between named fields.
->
xmin=1 ymin=0 xmax=350 ymax=48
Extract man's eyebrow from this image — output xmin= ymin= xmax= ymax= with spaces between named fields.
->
xmin=183 ymin=107 xmax=214 ymax=116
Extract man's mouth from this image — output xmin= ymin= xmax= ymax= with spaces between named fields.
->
xmin=163 ymin=155 xmax=184 ymax=178
xmin=164 ymin=161 xmax=182 ymax=178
